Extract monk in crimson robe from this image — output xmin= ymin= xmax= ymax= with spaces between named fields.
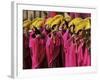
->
xmin=23 ymin=27 xmax=32 ymax=69
xmin=68 ymin=38 xmax=77 ymax=67
xmin=82 ymin=47 xmax=91 ymax=66
xmin=57 ymin=32 xmax=65 ymax=67
xmin=46 ymin=30 xmax=64 ymax=68
xmin=29 ymin=30 xmax=35 ymax=58
xmin=57 ymin=21 xmax=70 ymax=67
xmin=31 ymin=29 xmax=48 ymax=69
xmin=29 ymin=30 xmax=34 ymax=48
xmin=64 ymin=24 xmax=77 ymax=67
xmin=64 ymin=33 xmax=77 ymax=67
xmin=82 ymin=37 xmax=91 ymax=66
xmin=75 ymin=33 xmax=90 ymax=67
xmin=62 ymin=29 xmax=71 ymax=67
xmin=77 ymin=30 xmax=86 ymax=66
xmin=77 ymin=39 xmax=84 ymax=66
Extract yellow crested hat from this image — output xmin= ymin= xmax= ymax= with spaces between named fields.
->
xmin=23 ymin=20 xmax=30 ymax=24
xmin=31 ymin=18 xmax=43 ymax=27
xmin=29 ymin=18 xmax=42 ymax=29
xmin=75 ymin=20 xmax=86 ymax=33
xmin=52 ymin=15 xmax=63 ymax=21
xmin=31 ymin=18 xmax=39 ymax=23
xmin=50 ymin=17 xmax=62 ymax=28
xmin=50 ymin=15 xmax=63 ymax=27
xmin=23 ymin=20 xmax=31 ymax=28
xmin=35 ymin=20 xmax=44 ymax=29
xmin=84 ymin=17 xmax=91 ymax=30
xmin=68 ymin=17 xmax=83 ymax=27
xmin=64 ymin=13 xmax=72 ymax=22
xmin=45 ymin=18 xmax=53 ymax=26
xmin=64 ymin=16 xmax=71 ymax=22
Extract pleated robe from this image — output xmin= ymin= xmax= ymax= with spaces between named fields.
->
xmin=82 ymin=48 xmax=91 ymax=66
xmin=77 ymin=41 xmax=84 ymax=66
xmin=29 ymin=31 xmax=35 ymax=57
xmin=31 ymin=35 xmax=47 ymax=68
xmin=68 ymin=38 xmax=77 ymax=67
xmin=57 ymin=32 xmax=65 ymax=67
xmin=46 ymin=33 xmax=63 ymax=68
xmin=63 ymin=30 xmax=71 ymax=67
xmin=23 ymin=33 xmax=32 ymax=69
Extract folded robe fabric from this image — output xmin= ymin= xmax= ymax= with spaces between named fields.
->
xmin=31 ymin=36 xmax=47 ymax=68
xmin=29 ymin=31 xmax=34 ymax=48
xmin=46 ymin=33 xmax=63 ymax=67
xmin=77 ymin=40 xmax=84 ymax=66
xmin=83 ymin=48 xmax=91 ymax=66
xmin=23 ymin=33 xmax=32 ymax=69
xmin=67 ymin=36 xmax=77 ymax=67
xmin=63 ymin=30 xmax=71 ymax=67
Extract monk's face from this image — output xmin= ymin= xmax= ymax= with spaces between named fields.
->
xmin=78 ymin=30 xmax=84 ymax=39
xmin=54 ymin=25 xmax=59 ymax=31
xmin=23 ymin=27 xmax=28 ymax=34
xmin=59 ymin=25 xmax=62 ymax=31
xmin=63 ymin=24 xmax=67 ymax=30
xmin=70 ymin=25 xmax=75 ymax=33
xmin=45 ymin=25 xmax=49 ymax=30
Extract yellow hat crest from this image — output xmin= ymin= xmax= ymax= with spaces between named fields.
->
xmin=68 ymin=17 xmax=83 ymax=27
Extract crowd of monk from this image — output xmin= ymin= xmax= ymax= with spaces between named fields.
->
xmin=23 ymin=12 xmax=91 ymax=69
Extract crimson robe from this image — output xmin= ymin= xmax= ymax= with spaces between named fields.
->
xmin=77 ymin=40 xmax=84 ymax=66
xmin=82 ymin=48 xmax=91 ymax=66
xmin=46 ymin=33 xmax=63 ymax=68
xmin=31 ymin=35 xmax=47 ymax=68
xmin=23 ymin=33 xmax=32 ymax=69
xmin=68 ymin=41 xmax=77 ymax=67
xmin=63 ymin=30 xmax=71 ymax=67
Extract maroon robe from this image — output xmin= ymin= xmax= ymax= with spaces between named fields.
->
xmin=83 ymin=48 xmax=91 ymax=66
xmin=31 ymin=35 xmax=47 ymax=68
xmin=63 ymin=30 xmax=71 ymax=67
xmin=23 ymin=33 xmax=32 ymax=69
xmin=68 ymin=41 xmax=77 ymax=67
xmin=77 ymin=40 xmax=84 ymax=66
xmin=46 ymin=33 xmax=64 ymax=68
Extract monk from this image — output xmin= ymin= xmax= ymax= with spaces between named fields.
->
xmin=46 ymin=24 xmax=64 ymax=68
xmin=64 ymin=24 xmax=78 ymax=67
xmin=76 ymin=29 xmax=85 ymax=66
xmin=31 ymin=28 xmax=48 ymax=68
xmin=23 ymin=27 xmax=32 ymax=69
xmin=83 ymin=46 xmax=91 ymax=66
xmin=77 ymin=39 xmax=84 ymax=66
xmin=62 ymin=28 xmax=71 ymax=67
xmin=82 ymin=34 xmax=91 ymax=66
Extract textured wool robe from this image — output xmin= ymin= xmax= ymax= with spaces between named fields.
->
xmin=68 ymin=41 xmax=77 ymax=67
xmin=31 ymin=35 xmax=47 ymax=68
xmin=83 ymin=48 xmax=91 ymax=66
xmin=46 ymin=33 xmax=63 ymax=68
xmin=23 ymin=33 xmax=32 ymax=69
xmin=77 ymin=40 xmax=84 ymax=66
xmin=63 ymin=30 xmax=71 ymax=67
xmin=29 ymin=31 xmax=35 ymax=57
